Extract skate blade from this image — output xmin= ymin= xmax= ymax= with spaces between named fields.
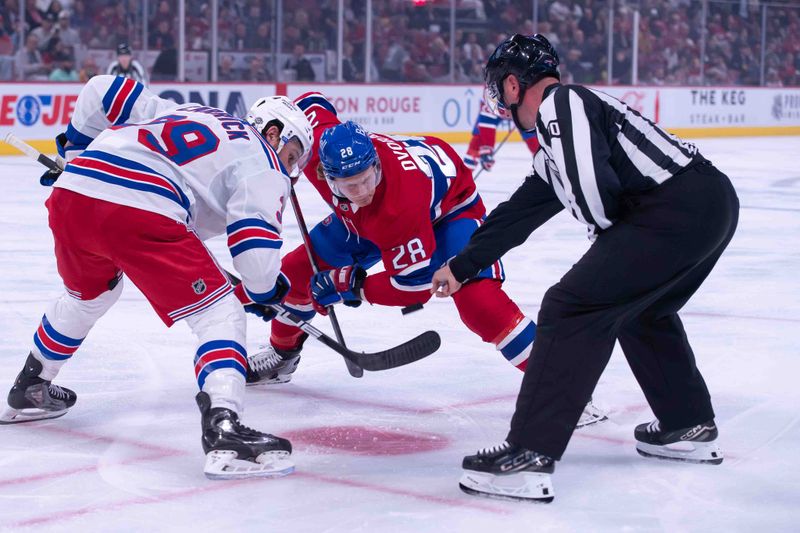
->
xmin=459 ymin=470 xmax=554 ymax=503
xmin=576 ymin=412 xmax=608 ymax=429
xmin=0 ymin=406 xmax=68 ymax=425
xmin=576 ymin=402 xmax=609 ymax=429
xmin=636 ymin=441 xmax=724 ymax=465
xmin=245 ymin=374 xmax=292 ymax=386
xmin=203 ymin=450 xmax=295 ymax=480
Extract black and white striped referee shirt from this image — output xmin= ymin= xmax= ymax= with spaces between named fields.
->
xmin=449 ymin=82 xmax=707 ymax=282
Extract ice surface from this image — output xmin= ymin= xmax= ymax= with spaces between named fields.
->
xmin=1 ymin=136 xmax=798 ymax=532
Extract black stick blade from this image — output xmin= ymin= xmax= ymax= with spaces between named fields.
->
xmin=351 ymin=330 xmax=441 ymax=371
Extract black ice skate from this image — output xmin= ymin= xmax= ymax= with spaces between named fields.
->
xmin=459 ymin=441 xmax=555 ymax=503
xmin=577 ymin=398 xmax=608 ymax=428
xmin=0 ymin=353 xmax=76 ymax=424
xmin=635 ymin=419 xmax=723 ymax=465
xmin=246 ymin=345 xmax=301 ymax=385
xmin=196 ymin=391 xmax=294 ymax=479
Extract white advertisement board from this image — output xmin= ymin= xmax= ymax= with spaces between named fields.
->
xmin=0 ymin=81 xmax=797 ymax=154
xmin=0 ymin=82 xmax=276 ymax=143
xmin=657 ymin=87 xmax=800 ymax=129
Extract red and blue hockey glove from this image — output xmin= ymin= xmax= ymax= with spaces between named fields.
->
xmin=309 ymin=265 xmax=367 ymax=315
xmin=234 ymin=273 xmax=291 ymax=322
xmin=478 ymin=147 xmax=495 ymax=171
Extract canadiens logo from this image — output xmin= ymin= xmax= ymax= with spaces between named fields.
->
xmin=192 ymin=279 xmax=207 ymax=295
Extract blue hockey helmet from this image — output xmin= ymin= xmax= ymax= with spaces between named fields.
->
xmin=319 ymin=121 xmax=380 ymax=198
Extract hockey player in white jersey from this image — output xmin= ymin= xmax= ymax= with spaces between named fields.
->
xmin=0 ymin=75 xmax=314 ymax=480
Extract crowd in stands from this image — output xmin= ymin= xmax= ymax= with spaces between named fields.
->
xmin=0 ymin=0 xmax=798 ymax=86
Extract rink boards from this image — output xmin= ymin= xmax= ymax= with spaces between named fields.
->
xmin=1 ymin=81 xmax=799 ymax=156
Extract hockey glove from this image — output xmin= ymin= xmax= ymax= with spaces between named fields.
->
xmin=39 ymin=133 xmax=68 ymax=186
xmin=309 ymin=265 xmax=367 ymax=315
xmin=234 ymin=273 xmax=291 ymax=322
xmin=478 ymin=148 xmax=495 ymax=171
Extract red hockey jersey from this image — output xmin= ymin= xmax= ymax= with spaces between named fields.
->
xmin=294 ymin=92 xmax=486 ymax=306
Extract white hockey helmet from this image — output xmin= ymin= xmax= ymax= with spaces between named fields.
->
xmin=246 ymin=95 xmax=314 ymax=177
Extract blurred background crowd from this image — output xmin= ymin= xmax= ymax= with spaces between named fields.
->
xmin=0 ymin=0 xmax=798 ymax=86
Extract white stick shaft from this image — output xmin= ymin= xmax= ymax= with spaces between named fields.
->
xmin=3 ymin=132 xmax=42 ymax=160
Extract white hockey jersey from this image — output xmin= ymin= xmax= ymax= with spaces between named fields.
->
xmin=54 ymin=75 xmax=289 ymax=300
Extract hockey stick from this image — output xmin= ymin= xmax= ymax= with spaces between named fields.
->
xmin=227 ymin=271 xmax=440 ymax=372
xmin=473 ymin=126 xmax=515 ymax=181
xmin=3 ymin=132 xmax=64 ymax=172
xmin=8 ymin=133 xmax=442 ymax=371
xmin=289 ymin=186 xmax=363 ymax=378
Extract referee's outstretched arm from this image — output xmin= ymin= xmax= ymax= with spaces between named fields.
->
xmin=449 ymin=174 xmax=563 ymax=282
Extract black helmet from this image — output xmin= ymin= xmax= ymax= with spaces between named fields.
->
xmin=116 ymin=42 xmax=132 ymax=56
xmin=484 ymin=34 xmax=560 ymax=111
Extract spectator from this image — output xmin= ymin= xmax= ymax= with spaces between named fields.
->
xmin=149 ymin=19 xmax=175 ymax=50
xmin=244 ymin=54 xmax=270 ymax=82
xmin=217 ymin=54 xmax=238 ymax=81
xmin=55 ymin=10 xmax=80 ymax=50
xmin=381 ymin=38 xmax=408 ymax=81
xmin=342 ymin=41 xmax=360 ymax=82
xmin=15 ymin=33 xmax=48 ymax=80
xmin=284 ymin=43 xmax=315 ymax=81
xmin=48 ymin=44 xmax=78 ymax=81
xmin=78 ymin=54 xmax=99 ymax=82
xmin=106 ymin=42 xmax=147 ymax=86
xmin=31 ymin=11 xmax=56 ymax=52
xmin=151 ymin=47 xmax=176 ymax=81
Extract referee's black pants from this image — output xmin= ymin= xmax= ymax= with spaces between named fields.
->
xmin=507 ymin=162 xmax=740 ymax=459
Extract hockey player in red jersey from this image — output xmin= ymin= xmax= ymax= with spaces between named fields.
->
xmin=463 ymin=97 xmax=540 ymax=174
xmin=246 ymin=91 xmax=605 ymax=427
xmin=0 ymin=76 xmax=315 ymax=480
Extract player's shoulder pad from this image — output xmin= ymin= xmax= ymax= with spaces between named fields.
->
xmin=294 ymin=92 xmax=337 ymax=116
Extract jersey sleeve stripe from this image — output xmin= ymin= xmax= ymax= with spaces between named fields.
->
xmin=101 ymin=76 xmax=124 ymax=115
xmin=295 ymin=93 xmax=337 ymax=116
xmin=226 ymin=217 xmax=278 ymax=234
xmin=65 ymin=123 xmax=94 ymax=148
xmin=116 ymin=82 xmax=144 ymax=125
xmin=106 ymin=78 xmax=137 ymax=124
xmin=244 ymin=272 xmax=290 ymax=303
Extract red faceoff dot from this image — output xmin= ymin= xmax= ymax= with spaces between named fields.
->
xmin=285 ymin=425 xmax=449 ymax=455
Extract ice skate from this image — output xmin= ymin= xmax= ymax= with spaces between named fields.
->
xmin=576 ymin=398 xmax=609 ymax=428
xmin=635 ymin=419 xmax=723 ymax=465
xmin=196 ymin=392 xmax=294 ymax=479
xmin=459 ymin=441 xmax=555 ymax=503
xmin=246 ymin=345 xmax=301 ymax=385
xmin=0 ymin=353 xmax=76 ymax=424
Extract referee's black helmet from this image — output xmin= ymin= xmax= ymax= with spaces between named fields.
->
xmin=484 ymin=34 xmax=560 ymax=110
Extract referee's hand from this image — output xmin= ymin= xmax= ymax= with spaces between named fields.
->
xmin=431 ymin=265 xmax=462 ymax=298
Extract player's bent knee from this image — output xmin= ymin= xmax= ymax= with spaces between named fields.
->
xmin=57 ymin=278 xmax=124 ymax=323
xmin=185 ymin=293 xmax=246 ymax=344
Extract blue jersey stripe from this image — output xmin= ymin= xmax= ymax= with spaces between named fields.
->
xmin=117 ymin=82 xmax=144 ymax=125
xmin=226 ymin=217 xmax=278 ymax=235
xmin=230 ymin=239 xmax=282 ymax=257
xmin=296 ymin=94 xmax=337 ymax=116
xmin=101 ymin=76 xmax=125 ymax=115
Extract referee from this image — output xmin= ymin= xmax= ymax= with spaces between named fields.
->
xmin=432 ymin=34 xmax=739 ymax=502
